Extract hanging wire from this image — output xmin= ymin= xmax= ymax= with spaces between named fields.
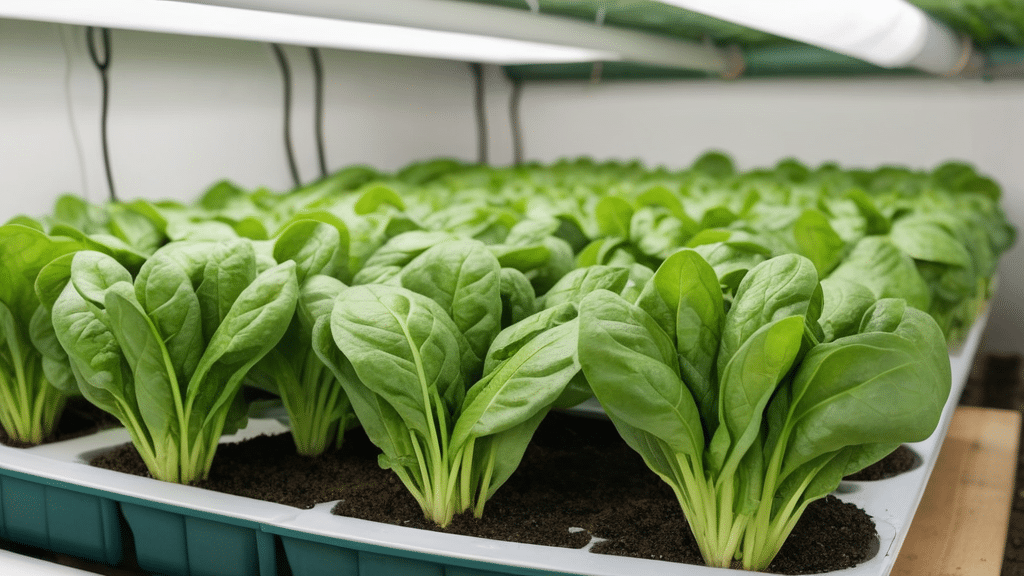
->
xmin=509 ymin=77 xmax=524 ymax=166
xmin=58 ymin=25 xmax=90 ymax=199
xmin=85 ymin=27 xmax=117 ymax=202
xmin=271 ymin=43 xmax=302 ymax=188
xmin=470 ymin=63 xmax=488 ymax=165
xmin=308 ymin=47 xmax=328 ymax=179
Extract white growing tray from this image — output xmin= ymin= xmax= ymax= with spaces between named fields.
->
xmin=0 ymin=311 xmax=989 ymax=576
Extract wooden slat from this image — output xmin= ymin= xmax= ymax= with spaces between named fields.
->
xmin=892 ymin=406 xmax=1021 ymax=576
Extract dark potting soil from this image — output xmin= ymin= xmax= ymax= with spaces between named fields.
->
xmin=91 ymin=412 xmax=879 ymax=574
xmin=844 ymin=444 xmax=919 ymax=481
xmin=0 ymin=397 xmax=122 ymax=449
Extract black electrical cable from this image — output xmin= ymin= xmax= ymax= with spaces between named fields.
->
xmin=509 ymin=77 xmax=524 ymax=166
xmin=308 ymin=47 xmax=328 ymax=179
xmin=271 ymin=44 xmax=301 ymax=188
xmin=470 ymin=63 xmax=488 ymax=165
xmin=86 ymin=27 xmax=117 ymax=202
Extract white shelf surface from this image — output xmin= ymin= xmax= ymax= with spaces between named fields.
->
xmin=0 ymin=549 xmax=98 ymax=576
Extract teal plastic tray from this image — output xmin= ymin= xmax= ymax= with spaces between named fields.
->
xmin=120 ymin=500 xmax=279 ymax=576
xmin=0 ymin=467 xmax=123 ymax=565
xmin=0 ymin=423 xmax=297 ymax=576
xmin=268 ymin=518 xmax=571 ymax=576
xmin=0 ymin=312 xmax=988 ymax=576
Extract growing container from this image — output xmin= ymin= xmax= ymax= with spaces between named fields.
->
xmin=0 ymin=311 xmax=988 ymax=576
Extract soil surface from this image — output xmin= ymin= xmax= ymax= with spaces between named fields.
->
xmin=94 ymin=412 xmax=881 ymax=574
xmin=845 ymin=444 xmax=919 ymax=481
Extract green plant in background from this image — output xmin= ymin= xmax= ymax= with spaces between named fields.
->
xmin=43 ymin=194 xmax=167 ymax=270
xmin=578 ymin=250 xmax=951 ymax=570
xmin=248 ymin=220 xmax=357 ymax=456
xmin=52 ymin=241 xmax=298 ymax=483
xmin=38 ymin=153 xmax=1004 ymax=346
xmin=0 ymin=222 xmax=82 ymax=444
xmin=3 ymin=149 xmax=1008 ymax=512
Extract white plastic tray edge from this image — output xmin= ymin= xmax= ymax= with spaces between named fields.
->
xmin=3 ymin=419 xmax=301 ymax=525
xmin=269 ymin=311 xmax=991 ymax=576
xmin=0 ymin=312 xmax=989 ymax=576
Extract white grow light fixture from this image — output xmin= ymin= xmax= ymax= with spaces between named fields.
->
xmin=0 ymin=0 xmax=616 ymax=65
xmin=655 ymin=0 xmax=983 ymax=75
xmin=1 ymin=0 xmax=736 ymax=72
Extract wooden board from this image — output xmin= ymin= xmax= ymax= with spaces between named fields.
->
xmin=892 ymin=406 xmax=1021 ymax=576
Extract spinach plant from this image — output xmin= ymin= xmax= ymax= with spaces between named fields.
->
xmin=579 ymin=250 xmax=950 ymax=570
xmin=0 ymin=223 xmax=82 ymax=444
xmin=316 ymin=278 xmax=579 ymax=527
xmin=52 ymin=241 xmax=298 ymax=483
xmin=248 ymin=220 xmax=356 ymax=456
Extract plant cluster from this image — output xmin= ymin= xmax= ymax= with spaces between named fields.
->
xmin=0 ymin=153 xmax=1012 ymax=570
xmin=579 ymin=251 xmax=950 ymax=569
xmin=911 ymin=0 xmax=1024 ymax=46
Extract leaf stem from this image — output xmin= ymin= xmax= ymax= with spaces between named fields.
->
xmin=474 ymin=443 xmax=497 ymax=518
xmin=459 ymin=438 xmax=475 ymax=512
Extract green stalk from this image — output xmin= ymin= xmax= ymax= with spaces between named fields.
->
xmin=722 ymin=515 xmax=749 ymax=566
xmin=408 ymin=431 xmax=434 ymax=517
xmin=3 ymin=337 xmax=36 ymax=442
xmin=191 ymin=408 xmax=234 ymax=485
xmin=307 ymin=355 xmax=343 ymax=454
xmin=670 ymin=452 xmax=752 ymax=568
xmin=717 ymin=475 xmax=734 ymax=551
xmin=279 ymin=356 xmax=340 ymax=456
xmin=473 ymin=445 xmax=498 ymax=518
xmin=741 ymin=421 xmax=817 ymax=571
xmin=10 ymin=335 xmax=29 ymax=426
xmin=429 ymin=390 xmax=451 ymax=526
xmin=398 ymin=318 xmax=453 ymax=526
xmin=0 ymin=364 xmax=27 ymax=440
xmin=458 ymin=438 xmax=476 ymax=512
xmin=27 ymin=363 xmax=46 ymax=442
xmin=390 ymin=464 xmax=426 ymax=507
xmin=745 ymin=462 xmax=827 ymax=571
xmin=27 ymin=366 xmax=68 ymax=445
xmin=316 ymin=364 xmax=345 ymax=451
xmin=441 ymin=445 xmax=465 ymax=523
xmin=334 ymin=412 xmax=349 ymax=451
xmin=674 ymin=454 xmax=718 ymax=565
xmin=714 ymin=475 xmax=749 ymax=567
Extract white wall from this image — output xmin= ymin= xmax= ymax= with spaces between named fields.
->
xmin=2 ymin=17 xmax=1021 ymax=357
xmin=0 ymin=18 xmax=482 ymax=216
xmin=516 ymin=76 xmax=1024 ymax=357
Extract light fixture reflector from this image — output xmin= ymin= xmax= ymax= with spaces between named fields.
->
xmin=655 ymin=0 xmax=972 ymax=74
xmin=2 ymin=0 xmax=620 ymax=64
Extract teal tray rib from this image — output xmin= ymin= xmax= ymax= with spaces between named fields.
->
xmin=267 ymin=514 xmax=572 ymax=576
xmin=0 ymin=421 xmax=298 ymax=576
xmin=120 ymin=499 xmax=279 ymax=576
xmin=0 ymin=467 xmax=124 ymax=565
xmin=278 ymin=537 xmax=519 ymax=576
